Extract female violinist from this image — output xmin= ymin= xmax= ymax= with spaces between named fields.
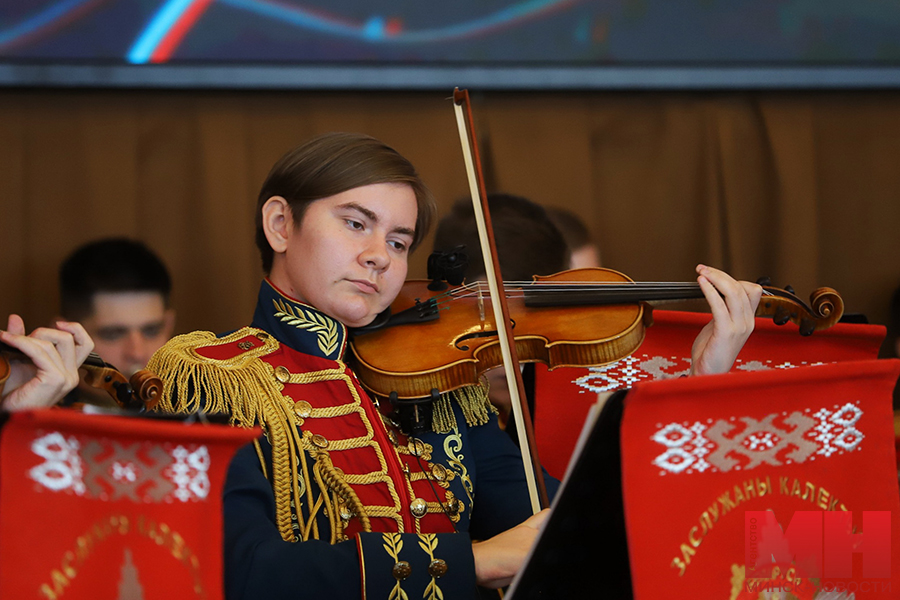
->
xmin=146 ymin=132 xmax=761 ymax=600
xmin=0 ymin=315 xmax=94 ymax=411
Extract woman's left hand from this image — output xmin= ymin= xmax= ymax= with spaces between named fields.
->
xmin=689 ymin=265 xmax=762 ymax=377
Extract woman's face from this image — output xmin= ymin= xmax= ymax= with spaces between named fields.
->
xmin=269 ymin=182 xmax=418 ymax=327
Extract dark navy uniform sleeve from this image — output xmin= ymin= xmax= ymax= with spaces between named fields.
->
xmin=468 ymin=412 xmax=561 ymax=540
xmin=223 ymin=441 xmax=480 ymax=600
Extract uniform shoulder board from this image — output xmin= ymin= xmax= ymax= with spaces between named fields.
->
xmin=147 ymin=327 xmax=281 ymax=426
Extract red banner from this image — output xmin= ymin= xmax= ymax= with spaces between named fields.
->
xmin=0 ymin=409 xmax=257 ymax=600
xmin=620 ymin=359 xmax=900 ymax=599
xmin=535 ymin=311 xmax=886 ymax=478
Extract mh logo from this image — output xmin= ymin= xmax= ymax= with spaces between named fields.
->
xmin=745 ymin=511 xmax=891 ymax=579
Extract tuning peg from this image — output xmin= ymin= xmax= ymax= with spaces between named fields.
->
xmin=756 ymin=276 xmax=772 ymax=286
xmin=799 ymin=318 xmax=815 ymax=336
xmin=784 ymin=285 xmax=795 ymax=295
xmin=773 ymin=306 xmax=792 ymax=326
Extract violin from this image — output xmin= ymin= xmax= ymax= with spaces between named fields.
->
xmin=0 ymin=341 xmax=162 ymax=411
xmin=349 ymin=267 xmax=844 ymax=401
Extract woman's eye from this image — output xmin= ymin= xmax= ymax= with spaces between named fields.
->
xmin=389 ymin=240 xmax=407 ymax=252
xmin=346 ymin=219 xmax=364 ymax=230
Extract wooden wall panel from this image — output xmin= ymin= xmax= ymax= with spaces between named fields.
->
xmin=1 ymin=90 xmax=897 ymax=354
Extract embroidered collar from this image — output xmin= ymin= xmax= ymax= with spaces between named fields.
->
xmin=251 ymin=279 xmax=347 ymax=360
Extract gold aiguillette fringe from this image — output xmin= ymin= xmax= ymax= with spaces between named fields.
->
xmin=146 ymin=328 xmax=282 ymax=428
xmin=431 ymin=384 xmax=496 ymax=434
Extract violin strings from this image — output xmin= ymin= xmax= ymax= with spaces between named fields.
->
xmin=431 ymin=281 xmax=777 ymax=308
xmin=445 ymin=281 xmax=704 ymax=301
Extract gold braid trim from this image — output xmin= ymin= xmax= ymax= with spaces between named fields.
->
xmin=263 ymin=401 xmax=310 ymax=543
xmin=149 ymin=331 xmax=438 ymax=542
xmin=310 ymin=447 xmax=371 ymax=542
xmin=263 ymin=400 xmax=299 ymax=541
xmin=431 ymin=383 xmax=496 ymax=434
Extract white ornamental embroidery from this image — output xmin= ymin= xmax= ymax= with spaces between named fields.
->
xmin=111 ymin=461 xmax=139 ymax=483
xmin=574 ymin=354 xmax=826 ymax=394
xmin=574 ymin=354 xmax=690 ymax=393
xmin=651 ymin=422 xmax=711 ymax=474
xmin=29 ymin=432 xmax=85 ymax=494
xmin=651 ymin=402 xmax=864 ymax=475
xmin=168 ymin=445 xmax=211 ymax=501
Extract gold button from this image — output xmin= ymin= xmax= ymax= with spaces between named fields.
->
xmin=392 ymin=561 xmax=411 ymax=581
xmin=444 ymin=492 xmax=459 ymax=516
xmin=274 ymin=366 xmax=291 ymax=383
xmin=428 ymin=559 xmax=448 ymax=578
xmin=255 ymin=332 xmax=269 ymax=340
xmin=431 ymin=464 xmax=447 ymax=481
xmin=410 ymin=497 xmax=427 ymax=518
xmin=311 ymin=434 xmax=329 ymax=449
xmin=446 ymin=501 xmax=462 ymax=517
xmin=408 ymin=439 xmax=425 ymax=457
xmin=387 ymin=430 xmax=398 ymax=445
xmin=339 ymin=506 xmax=353 ymax=521
xmin=294 ymin=400 xmax=312 ymax=419
xmin=237 ymin=340 xmax=254 ymax=350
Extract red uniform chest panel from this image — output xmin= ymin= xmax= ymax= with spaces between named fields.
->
xmin=260 ymin=348 xmax=425 ymax=533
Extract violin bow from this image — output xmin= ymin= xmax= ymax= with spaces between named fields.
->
xmin=452 ymin=88 xmax=549 ymax=513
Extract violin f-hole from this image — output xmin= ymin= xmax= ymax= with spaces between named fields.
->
xmin=454 ymin=319 xmax=517 ymax=351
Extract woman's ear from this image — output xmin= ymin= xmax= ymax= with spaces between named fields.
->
xmin=261 ymin=196 xmax=293 ymax=255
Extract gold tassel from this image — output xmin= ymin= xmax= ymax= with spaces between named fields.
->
xmin=431 ymin=383 xmax=496 ymax=434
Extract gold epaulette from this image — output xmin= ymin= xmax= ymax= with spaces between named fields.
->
xmin=146 ymin=327 xmax=281 ymax=428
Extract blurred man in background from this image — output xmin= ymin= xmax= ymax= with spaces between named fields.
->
xmin=59 ymin=238 xmax=175 ymax=377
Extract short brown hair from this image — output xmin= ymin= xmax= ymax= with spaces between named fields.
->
xmin=433 ymin=193 xmax=569 ymax=282
xmin=60 ymin=238 xmax=171 ymax=320
xmin=255 ymin=132 xmax=436 ymax=273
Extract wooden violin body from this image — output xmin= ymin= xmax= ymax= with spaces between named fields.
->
xmin=349 ymin=267 xmax=844 ymax=400
xmin=351 ymin=268 xmax=647 ymax=399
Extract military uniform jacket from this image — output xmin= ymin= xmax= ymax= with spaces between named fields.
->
xmin=148 ymin=280 xmax=551 ymax=600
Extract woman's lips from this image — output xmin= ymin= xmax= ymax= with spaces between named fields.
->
xmin=350 ymin=279 xmax=379 ymax=293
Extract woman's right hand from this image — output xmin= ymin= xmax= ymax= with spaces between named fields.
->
xmin=471 ymin=508 xmax=550 ymax=589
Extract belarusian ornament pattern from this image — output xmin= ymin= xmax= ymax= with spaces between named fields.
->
xmin=29 ymin=432 xmax=85 ymax=494
xmin=571 ymin=353 xmax=825 ymax=394
xmin=650 ymin=402 xmax=865 ymax=475
xmin=28 ymin=430 xmax=211 ymax=502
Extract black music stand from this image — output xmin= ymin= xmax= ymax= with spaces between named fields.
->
xmin=505 ymin=389 xmax=633 ymax=599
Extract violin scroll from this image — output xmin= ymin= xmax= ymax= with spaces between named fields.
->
xmin=80 ymin=364 xmax=162 ymax=411
xmin=757 ymin=285 xmax=844 ymax=336
xmin=130 ymin=369 xmax=162 ymax=411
